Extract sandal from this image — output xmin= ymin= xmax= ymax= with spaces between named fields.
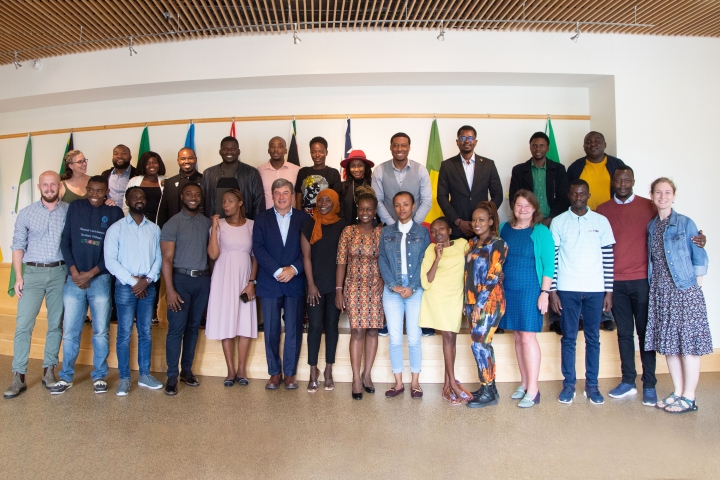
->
xmin=307 ymin=381 xmax=319 ymax=393
xmin=656 ymin=393 xmax=681 ymax=410
xmin=324 ymin=374 xmax=335 ymax=391
xmin=443 ymin=387 xmax=462 ymax=406
xmin=664 ymin=396 xmax=698 ymax=414
xmin=456 ymin=382 xmax=473 ymax=400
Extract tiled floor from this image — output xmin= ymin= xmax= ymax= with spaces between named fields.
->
xmin=2 ymin=355 xmax=719 ymax=479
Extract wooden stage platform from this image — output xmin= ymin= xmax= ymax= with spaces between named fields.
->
xmin=1 ymin=264 xmax=717 ymax=383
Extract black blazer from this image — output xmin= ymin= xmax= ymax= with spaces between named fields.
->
xmin=509 ymin=159 xmax=569 ymax=220
xmin=156 ymin=171 xmax=203 ymax=229
xmin=437 ymin=153 xmax=504 ymax=238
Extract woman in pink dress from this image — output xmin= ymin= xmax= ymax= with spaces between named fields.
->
xmin=206 ymin=189 xmax=259 ymax=386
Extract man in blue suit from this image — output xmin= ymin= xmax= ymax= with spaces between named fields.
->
xmin=253 ymin=178 xmax=310 ymax=390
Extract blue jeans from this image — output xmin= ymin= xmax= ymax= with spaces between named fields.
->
xmin=558 ymin=291 xmax=604 ymax=389
xmin=59 ymin=274 xmax=112 ymax=382
xmin=383 ymin=275 xmax=423 ymax=374
xmin=165 ymin=274 xmax=210 ymax=378
xmin=115 ymin=282 xmax=157 ymax=379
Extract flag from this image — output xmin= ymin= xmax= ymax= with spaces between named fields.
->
xmin=423 ymin=120 xmax=444 ymax=229
xmin=59 ymin=132 xmax=74 ymax=176
xmin=9 ymin=135 xmax=33 ymax=296
xmin=545 ymin=116 xmax=560 ymax=163
xmin=138 ymin=126 xmax=150 ymax=159
xmin=184 ymin=122 xmax=195 ymax=152
xmin=229 ymin=120 xmax=236 ymax=138
xmin=343 ymin=118 xmax=352 ymax=158
xmin=287 ymin=118 xmax=299 ymax=166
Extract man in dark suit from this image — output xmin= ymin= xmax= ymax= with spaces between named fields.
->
xmin=509 ymin=132 xmax=569 ymax=227
xmin=157 ymin=147 xmax=203 ymax=229
xmin=252 ymin=178 xmax=309 ymax=390
xmin=437 ymin=125 xmax=504 ymax=239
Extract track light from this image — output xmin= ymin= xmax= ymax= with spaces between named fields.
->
xmin=570 ymin=22 xmax=580 ymax=43
xmin=293 ymin=23 xmax=301 ymax=44
xmin=437 ymin=20 xmax=445 ymax=41
xmin=32 ymin=59 xmax=42 ymax=70
xmin=129 ymin=37 xmax=137 ymax=56
xmin=13 ymin=51 xmax=22 ymax=69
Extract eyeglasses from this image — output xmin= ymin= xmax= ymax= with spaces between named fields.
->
xmin=70 ymin=158 xmax=88 ymax=165
xmin=458 ymin=136 xmax=475 ymax=143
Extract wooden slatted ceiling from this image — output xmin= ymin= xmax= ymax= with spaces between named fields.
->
xmin=1 ymin=0 xmax=719 ymax=65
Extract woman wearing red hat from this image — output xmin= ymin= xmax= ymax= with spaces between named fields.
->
xmin=339 ymin=150 xmax=376 ymax=224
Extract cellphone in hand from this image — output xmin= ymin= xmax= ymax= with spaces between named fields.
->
xmin=240 ymin=293 xmax=249 ymax=303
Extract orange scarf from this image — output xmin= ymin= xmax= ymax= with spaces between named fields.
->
xmin=310 ymin=189 xmax=340 ymax=244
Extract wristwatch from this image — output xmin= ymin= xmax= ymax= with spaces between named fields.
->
xmin=249 ymin=279 xmax=257 ymax=285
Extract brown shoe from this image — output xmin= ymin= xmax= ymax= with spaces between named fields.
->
xmin=284 ymin=375 xmax=298 ymax=389
xmin=265 ymin=374 xmax=281 ymax=390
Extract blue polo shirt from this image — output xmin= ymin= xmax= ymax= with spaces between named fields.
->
xmin=550 ymin=207 xmax=615 ymax=292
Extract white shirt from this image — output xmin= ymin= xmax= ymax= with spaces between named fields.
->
xmin=272 ymin=208 xmax=298 ymax=279
xmin=398 ymin=219 xmax=413 ymax=276
xmin=461 ymin=154 xmax=475 ymax=190
xmin=613 ymin=193 xmax=635 ymax=204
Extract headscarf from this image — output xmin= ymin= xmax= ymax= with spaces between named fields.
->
xmin=310 ymin=189 xmax=341 ymax=244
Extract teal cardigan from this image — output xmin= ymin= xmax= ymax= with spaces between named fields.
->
xmin=500 ymin=222 xmax=555 ymax=286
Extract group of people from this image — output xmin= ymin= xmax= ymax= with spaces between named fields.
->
xmin=4 ymin=127 xmax=711 ymax=414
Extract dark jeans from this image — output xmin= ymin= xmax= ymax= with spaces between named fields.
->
xmin=261 ymin=295 xmax=304 ymax=377
xmin=165 ymin=273 xmax=210 ymax=378
xmin=558 ymin=291 xmax=604 ymax=389
xmin=612 ymin=279 xmax=656 ymax=388
xmin=306 ymin=292 xmax=341 ymax=366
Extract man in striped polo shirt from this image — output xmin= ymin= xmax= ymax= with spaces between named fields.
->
xmin=549 ymin=179 xmax=615 ymax=405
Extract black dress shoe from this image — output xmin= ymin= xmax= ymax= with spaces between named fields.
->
xmin=549 ymin=321 xmax=562 ymax=335
xmin=352 ymin=391 xmax=363 ymax=400
xmin=363 ymin=384 xmax=375 ymax=394
xmin=601 ymin=319 xmax=617 ymax=331
xmin=467 ymin=385 xmax=497 ymax=408
xmin=165 ymin=377 xmax=178 ymax=396
xmin=180 ymin=371 xmax=200 ymax=387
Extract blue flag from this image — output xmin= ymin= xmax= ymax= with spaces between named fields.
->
xmin=343 ymin=118 xmax=352 ymax=159
xmin=184 ymin=123 xmax=195 ymax=152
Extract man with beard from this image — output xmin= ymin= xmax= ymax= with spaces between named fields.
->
xmin=160 ymin=183 xmax=212 ymax=396
xmin=104 ymin=187 xmax=162 ymax=396
xmin=51 ymin=176 xmax=124 ymax=395
xmin=101 ymin=144 xmax=139 ymax=207
xmin=202 ymin=136 xmax=264 ymax=220
xmin=4 ymin=172 xmax=69 ymax=399
xmin=258 ymin=136 xmax=300 ymax=209
xmin=437 ymin=125 xmax=503 ymax=239
xmin=157 ymin=147 xmax=204 ymax=228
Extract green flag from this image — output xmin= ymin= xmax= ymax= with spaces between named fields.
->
xmin=545 ymin=117 xmax=560 ymax=163
xmin=9 ymin=135 xmax=33 ymax=297
xmin=138 ymin=126 xmax=150 ymax=159
xmin=423 ymin=119 xmax=444 ymax=226
xmin=59 ymin=132 xmax=74 ymax=176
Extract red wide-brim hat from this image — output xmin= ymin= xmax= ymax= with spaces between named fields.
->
xmin=340 ymin=150 xmax=375 ymax=169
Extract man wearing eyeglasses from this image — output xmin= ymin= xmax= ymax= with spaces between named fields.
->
xmin=157 ymin=147 xmax=204 ymax=229
xmin=437 ymin=125 xmax=504 ymax=239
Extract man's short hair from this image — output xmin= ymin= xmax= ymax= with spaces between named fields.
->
xmin=271 ymin=178 xmax=294 ymax=193
xmin=125 ymin=186 xmax=144 ymax=200
xmin=87 ymin=175 xmax=108 ymax=188
xmin=585 ymin=131 xmax=606 ymax=142
xmin=529 ymin=132 xmax=550 ymax=145
xmin=220 ymin=136 xmax=239 ymax=147
xmin=309 ymin=136 xmax=328 ymax=149
xmin=390 ymin=132 xmax=411 ymax=145
xmin=457 ymin=125 xmax=477 ymax=137
xmin=570 ymin=179 xmax=590 ymax=191
xmin=614 ymin=165 xmax=635 ymax=177
xmin=181 ymin=182 xmax=202 ymax=194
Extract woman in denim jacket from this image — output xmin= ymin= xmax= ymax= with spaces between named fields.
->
xmin=379 ymin=191 xmax=431 ymax=399
xmin=645 ymin=178 xmax=711 ymax=414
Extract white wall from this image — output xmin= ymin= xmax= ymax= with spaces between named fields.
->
xmin=0 ymin=30 xmax=718 ymax=344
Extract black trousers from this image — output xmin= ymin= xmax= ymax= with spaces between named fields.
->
xmin=306 ymin=292 xmax=341 ymax=366
xmin=612 ymin=279 xmax=656 ymax=389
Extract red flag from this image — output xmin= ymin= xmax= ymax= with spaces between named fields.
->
xmin=230 ymin=120 xmax=236 ymax=138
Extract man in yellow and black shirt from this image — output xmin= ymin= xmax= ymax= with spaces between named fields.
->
xmin=567 ymin=131 xmax=626 ymax=211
